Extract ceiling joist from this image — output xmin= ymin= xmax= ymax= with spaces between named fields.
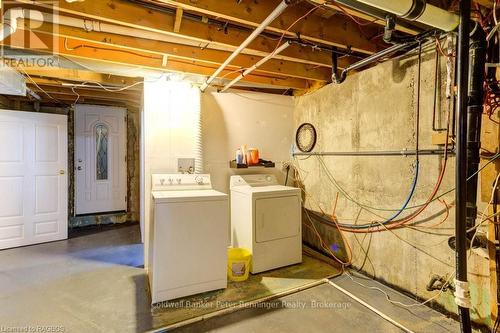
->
xmin=4 ymin=31 xmax=311 ymax=90
xmin=19 ymin=0 xmax=346 ymax=68
xmin=150 ymin=0 xmax=381 ymax=54
xmin=23 ymin=22 xmax=337 ymax=82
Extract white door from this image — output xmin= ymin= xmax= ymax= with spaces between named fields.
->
xmin=75 ymin=104 xmax=127 ymax=215
xmin=0 ymin=110 xmax=68 ymax=250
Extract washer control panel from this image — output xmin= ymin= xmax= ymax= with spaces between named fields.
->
xmin=152 ymin=174 xmax=212 ymax=191
xmin=230 ymin=174 xmax=278 ymax=188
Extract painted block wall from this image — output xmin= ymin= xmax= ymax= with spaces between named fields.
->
xmin=293 ymin=44 xmax=491 ymax=326
xmin=141 ymin=84 xmax=294 ymax=270
xmin=201 ymin=90 xmax=294 ymax=193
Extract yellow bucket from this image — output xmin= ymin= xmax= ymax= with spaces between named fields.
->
xmin=227 ymin=248 xmax=252 ymax=282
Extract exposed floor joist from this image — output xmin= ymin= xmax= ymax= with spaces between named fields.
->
xmin=148 ymin=0 xmax=381 ymax=54
xmin=19 ymin=68 xmax=142 ymax=88
xmin=19 ymin=0 xmax=346 ymax=68
xmin=28 ymin=84 xmax=141 ymax=102
xmin=23 ymin=22 xmax=337 ymax=82
xmin=4 ymin=32 xmax=311 ymax=90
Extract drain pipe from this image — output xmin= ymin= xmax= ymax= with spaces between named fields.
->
xmin=310 ymin=1 xmax=458 ymax=31
xmin=332 ymin=39 xmax=418 ymax=83
xmin=465 ymin=24 xmax=486 ymax=233
xmin=454 ymin=0 xmax=472 ymax=331
xmin=199 ymin=0 xmax=296 ymax=92
xmin=353 ymin=0 xmax=459 ymax=32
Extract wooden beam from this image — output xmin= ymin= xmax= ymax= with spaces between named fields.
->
xmin=40 ymin=93 xmax=137 ymax=107
xmin=21 ymin=68 xmax=142 ymax=87
xmin=28 ymin=84 xmax=141 ymax=102
xmin=26 ymin=75 xmax=143 ymax=91
xmin=152 ymin=0 xmax=380 ymax=54
xmin=5 ymin=32 xmax=311 ymax=90
xmin=21 ymin=0 xmax=341 ymax=67
xmin=293 ymin=80 xmax=328 ymax=96
xmin=174 ymin=7 xmax=183 ymax=33
xmin=25 ymin=22 xmax=338 ymax=81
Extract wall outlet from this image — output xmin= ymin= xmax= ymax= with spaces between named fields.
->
xmin=178 ymin=158 xmax=195 ymax=174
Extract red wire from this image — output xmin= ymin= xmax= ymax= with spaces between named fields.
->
xmin=340 ymin=67 xmax=453 ymax=234
xmin=270 ymin=4 xmax=322 ymax=54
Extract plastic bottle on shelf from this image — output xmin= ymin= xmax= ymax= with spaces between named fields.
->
xmin=236 ymin=148 xmax=244 ymax=164
xmin=241 ymin=145 xmax=248 ymax=165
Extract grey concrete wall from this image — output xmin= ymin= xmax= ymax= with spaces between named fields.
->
xmin=293 ymin=44 xmax=490 ymax=325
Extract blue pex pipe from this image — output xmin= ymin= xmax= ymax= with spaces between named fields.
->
xmin=339 ymin=159 xmax=420 ymax=230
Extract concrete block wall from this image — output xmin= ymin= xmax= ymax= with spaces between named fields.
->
xmin=293 ymin=44 xmax=491 ymax=326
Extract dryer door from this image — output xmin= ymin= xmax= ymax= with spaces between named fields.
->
xmin=255 ymin=195 xmax=301 ymax=243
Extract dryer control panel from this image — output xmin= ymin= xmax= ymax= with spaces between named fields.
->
xmin=152 ymin=174 xmax=212 ymax=191
xmin=230 ymin=174 xmax=279 ymax=188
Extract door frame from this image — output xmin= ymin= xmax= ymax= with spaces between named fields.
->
xmin=73 ymin=104 xmax=128 ymax=216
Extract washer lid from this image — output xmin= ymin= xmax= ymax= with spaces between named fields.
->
xmin=152 ymin=189 xmax=228 ymax=203
xmin=231 ymin=185 xmax=300 ymax=196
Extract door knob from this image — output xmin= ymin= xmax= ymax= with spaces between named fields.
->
xmin=59 ymin=170 xmax=66 ymax=175
xmin=77 ymin=166 xmax=82 ymax=171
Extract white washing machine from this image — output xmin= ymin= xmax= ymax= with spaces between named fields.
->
xmin=230 ymin=174 xmax=302 ymax=273
xmin=148 ymin=174 xmax=228 ymax=303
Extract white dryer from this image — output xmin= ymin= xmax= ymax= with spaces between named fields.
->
xmin=148 ymin=174 xmax=228 ymax=303
xmin=230 ymin=174 xmax=302 ymax=273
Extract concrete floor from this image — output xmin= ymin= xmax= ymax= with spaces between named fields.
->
xmin=173 ymin=275 xmax=460 ymax=333
xmin=0 ymin=224 xmax=463 ymax=333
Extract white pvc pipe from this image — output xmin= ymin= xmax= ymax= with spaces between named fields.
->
xmin=199 ymin=0 xmax=290 ymax=92
xmin=219 ymin=41 xmax=290 ymax=93
xmin=354 ymin=0 xmax=459 ymax=31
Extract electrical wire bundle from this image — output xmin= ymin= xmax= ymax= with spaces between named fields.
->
xmin=314 ymin=41 xmax=447 ymax=234
xmin=293 ymin=37 xmax=500 ymax=235
xmin=485 ymin=80 xmax=500 ymax=124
